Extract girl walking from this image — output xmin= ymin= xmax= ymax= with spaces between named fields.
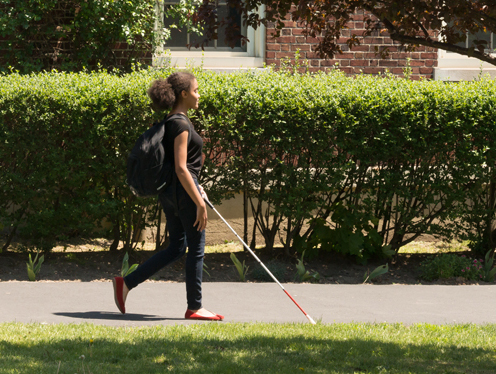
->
xmin=113 ymin=72 xmax=223 ymax=321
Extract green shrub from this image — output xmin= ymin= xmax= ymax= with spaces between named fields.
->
xmin=0 ymin=0 xmax=157 ymax=72
xmin=2 ymin=68 xmax=496 ymax=263
xmin=420 ymin=254 xmax=484 ymax=281
xmin=0 ymin=68 xmax=172 ymax=251
xmin=198 ymin=69 xmax=496 ymax=261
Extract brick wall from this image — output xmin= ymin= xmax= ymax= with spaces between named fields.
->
xmin=265 ymin=11 xmax=438 ymax=80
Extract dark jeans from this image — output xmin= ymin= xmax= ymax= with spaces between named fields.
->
xmin=124 ymin=178 xmax=205 ymax=310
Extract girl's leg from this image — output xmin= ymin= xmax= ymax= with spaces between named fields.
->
xmin=175 ymin=179 xmax=221 ymax=319
xmin=123 ymin=190 xmax=187 ymax=291
xmin=174 ymin=179 xmax=205 ymax=310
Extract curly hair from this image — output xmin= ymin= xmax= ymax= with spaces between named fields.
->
xmin=147 ymin=71 xmax=196 ymax=111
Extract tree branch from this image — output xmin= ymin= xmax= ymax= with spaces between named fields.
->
xmin=381 ymin=18 xmax=496 ymax=67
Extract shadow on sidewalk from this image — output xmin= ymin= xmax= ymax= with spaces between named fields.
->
xmin=53 ymin=311 xmax=183 ymax=322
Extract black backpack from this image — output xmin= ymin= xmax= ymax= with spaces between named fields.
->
xmin=126 ymin=114 xmax=190 ymax=197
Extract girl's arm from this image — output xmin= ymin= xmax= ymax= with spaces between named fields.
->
xmin=173 ymin=131 xmax=207 ymax=231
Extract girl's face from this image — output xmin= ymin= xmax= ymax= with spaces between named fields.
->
xmin=182 ymin=78 xmax=200 ymax=110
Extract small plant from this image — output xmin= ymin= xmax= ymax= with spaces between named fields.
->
xmin=403 ymin=57 xmax=413 ymax=80
xmin=26 ymin=252 xmax=44 ymax=281
xmin=483 ymin=249 xmax=496 ymax=282
xmin=230 ymin=252 xmax=249 ymax=282
xmin=121 ymin=252 xmax=138 ymax=277
xmin=295 ymin=250 xmax=320 ymax=283
xmin=203 ymin=262 xmax=211 ymax=277
xmin=363 ymin=264 xmax=389 ymax=283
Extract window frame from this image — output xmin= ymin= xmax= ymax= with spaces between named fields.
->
xmin=153 ymin=1 xmax=266 ymax=69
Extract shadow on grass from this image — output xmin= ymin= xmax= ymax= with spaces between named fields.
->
xmin=1 ymin=325 xmax=495 ymax=373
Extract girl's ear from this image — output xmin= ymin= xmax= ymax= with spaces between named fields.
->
xmin=181 ymin=90 xmax=188 ymax=99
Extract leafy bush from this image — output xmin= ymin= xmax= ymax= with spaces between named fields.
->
xmin=0 ymin=0 xmax=157 ymax=72
xmin=420 ymin=254 xmax=484 ymax=281
xmin=2 ymin=67 xmax=496 ymax=263
xmin=198 ymin=69 xmax=496 ymax=262
xmin=0 ymin=68 xmax=173 ymax=251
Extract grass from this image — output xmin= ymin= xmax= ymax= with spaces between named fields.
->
xmin=398 ymin=240 xmax=470 ymax=254
xmin=1 ymin=322 xmax=496 ymax=373
xmin=205 ymin=241 xmax=244 ymax=254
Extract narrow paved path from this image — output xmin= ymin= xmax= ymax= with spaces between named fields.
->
xmin=1 ymin=282 xmax=495 ymax=326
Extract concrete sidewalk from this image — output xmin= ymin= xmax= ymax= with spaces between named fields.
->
xmin=1 ymin=281 xmax=496 ymax=326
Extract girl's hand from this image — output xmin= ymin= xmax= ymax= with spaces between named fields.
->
xmin=194 ymin=204 xmax=208 ymax=231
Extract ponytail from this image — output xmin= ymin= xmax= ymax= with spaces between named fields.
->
xmin=147 ymin=72 xmax=196 ymax=111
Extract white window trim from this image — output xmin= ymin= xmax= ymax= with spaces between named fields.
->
xmin=153 ymin=2 xmax=265 ymax=69
xmin=435 ymin=37 xmax=496 ymax=81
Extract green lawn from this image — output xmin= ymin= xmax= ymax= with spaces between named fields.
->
xmin=1 ymin=322 xmax=495 ymax=373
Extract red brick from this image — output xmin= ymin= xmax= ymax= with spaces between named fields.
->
xmin=351 ymin=14 xmax=366 ymax=21
xmin=421 ymin=52 xmax=437 ymax=59
xmin=274 ymin=36 xmax=296 ymax=43
xmin=350 ymin=45 xmax=370 ymax=52
xmin=283 ymin=21 xmax=297 ymax=28
xmin=320 ymin=59 xmax=339 ymax=67
xmin=335 ymin=52 xmax=355 ymax=59
xmin=291 ymin=44 xmax=311 ymax=51
xmin=379 ymin=60 xmax=399 ymax=67
xmin=266 ymin=43 xmax=281 ymax=51
xmin=292 ymin=28 xmax=307 ymax=35
xmin=408 ymin=60 xmax=424 ymax=67
xmin=276 ymin=52 xmax=297 ymax=58
xmin=363 ymin=37 xmax=384 ymax=45
xmin=306 ymin=52 xmax=325 ymax=59
xmin=339 ymin=67 xmax=353 ymax=74
xmin=351 ymin=59 xmax=369 ymax=66
xmin=361 ymin=67 xmax=383 ymax=74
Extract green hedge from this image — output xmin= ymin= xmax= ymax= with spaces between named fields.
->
xmin=0 ymin=68 xmax=171 ymax=251
xmin=198 ymin=70 xmax=496 ymax=261
xmin=1 ymin=68 xmax=496 ymax=261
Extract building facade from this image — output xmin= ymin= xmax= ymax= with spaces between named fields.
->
xmin=157 ymin=6 xmax=496 ymax=81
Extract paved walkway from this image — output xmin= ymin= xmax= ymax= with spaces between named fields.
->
xmin=1 ymin=281 xmax=496 ymax=326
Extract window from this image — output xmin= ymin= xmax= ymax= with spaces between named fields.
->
xmin=453 ymin=29 xmax=495 ymax=53
xmin=154 ymin=1 xmax=265 ymax=70
xmin=164 ymin=1 xmax=247 ymax=52
xmin=435 ymin=28 xmax=496 ymax=80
